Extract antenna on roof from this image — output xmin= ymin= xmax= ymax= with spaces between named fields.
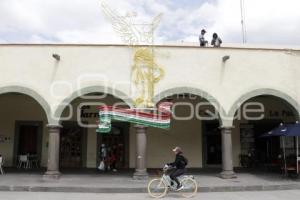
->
xmin=240 ymin=0 xmax=247 ymax=43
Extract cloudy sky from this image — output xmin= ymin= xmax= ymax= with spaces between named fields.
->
xmin=0 ymin=0 xmax=299 ymax=45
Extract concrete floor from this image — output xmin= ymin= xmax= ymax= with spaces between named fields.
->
xmin=0 ymin=171 xmax=299 ymax=193
xmin=0 ymin=190 xmax=300 ymax=200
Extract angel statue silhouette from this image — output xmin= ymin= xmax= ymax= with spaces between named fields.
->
xmin=101 ymin=1 xmax=165 ymax=108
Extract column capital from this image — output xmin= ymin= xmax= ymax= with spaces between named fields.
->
xmin=219 ymin=126 xmax=235 ymax=130
xmin=47 ymin=124 xmax=63 ymax=129
xmin=134 ymin=124 xmax=148 ymax=129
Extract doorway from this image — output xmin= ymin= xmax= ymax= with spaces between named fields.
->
xmin=19 ymin=125 xmax=38 ymax=154
xmin=97 ymin=122 xmax=129 ymax=169
xmin=248 ymin=120 xmax=281 ymax=165
xmin=203 ymin=121 xmax=222 ymax=166
xmin=59 ymin=122 xmax=87 ymax=168
xmin=14 ymin=121 xmax=43 ymax=166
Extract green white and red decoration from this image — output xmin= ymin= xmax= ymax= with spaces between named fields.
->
xmin=97 ymin=102 xmax=173 ymax=133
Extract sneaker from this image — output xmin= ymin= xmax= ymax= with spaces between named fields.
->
xmin=175 ymin=185 xmax=184 ymax=191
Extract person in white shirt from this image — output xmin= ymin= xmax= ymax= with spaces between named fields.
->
xmin=199 ymin=29 xmax=208 ymax=47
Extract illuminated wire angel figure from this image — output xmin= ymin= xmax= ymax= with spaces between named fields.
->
xmin=101 ymin=1 xmax=164 ymax=107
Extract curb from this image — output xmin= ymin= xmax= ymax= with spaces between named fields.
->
xmin=0 ymin=184 xmax=299 ymax=193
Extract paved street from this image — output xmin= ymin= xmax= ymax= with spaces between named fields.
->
xmin=0 ymin=190 xmax=299 ymax=200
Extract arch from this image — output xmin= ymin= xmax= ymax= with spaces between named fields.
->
xmin=0 ymin=85 xmax=51 ymax=123
xmin=228 ymin=88 xmax=300 ymax=121
xmin=153 ymin=86 xmax=226 ymax=126
xmin=53 ymin=85 xmax=134 ymax=121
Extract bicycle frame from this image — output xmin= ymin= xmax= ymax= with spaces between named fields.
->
xmin=148 ymin=168 xmax=198 ymax=198
xmin=157 ymin=174 xmax=174 ymax=191
xmin=161 ymin=173 xmax=192 ymax=191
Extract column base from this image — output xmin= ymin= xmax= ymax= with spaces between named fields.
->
xmin=43 ymin=170 xmax=61 ymax=180
xmin=219 ymin=170 xmax=237 ymax=179
xmin=133 ymin=169 xmax=148 ymax=180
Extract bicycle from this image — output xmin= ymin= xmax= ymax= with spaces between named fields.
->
xmin=147 ymin=165 xmax=198 ymax=198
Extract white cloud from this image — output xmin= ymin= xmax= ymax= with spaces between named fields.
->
xmin=0 ymin=0 xmax=299 ymax=45
xmin=208 ymin=0 xmax=300 ymax=45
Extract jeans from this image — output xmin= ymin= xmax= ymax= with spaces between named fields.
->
xmin=170 ymin=168 xmax=186 ymax=187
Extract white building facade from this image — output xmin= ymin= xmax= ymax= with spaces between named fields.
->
xmin=0 ymin=44 xmax=299 ymax=178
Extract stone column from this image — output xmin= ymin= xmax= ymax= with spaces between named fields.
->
xmin=44 ymin=124 xmax=62 ymax=179
xmin=220 ymin=126 xmax=237 ymax=179
xmin=133 ymin=125 xmax=148 ymax=180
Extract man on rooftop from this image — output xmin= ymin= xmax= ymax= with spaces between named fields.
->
xmin=199 ymin=29 xmax=208 ymax=47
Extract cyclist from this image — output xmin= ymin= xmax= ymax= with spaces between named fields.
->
xmin=167 ymin=146 xmax=188 ymax=191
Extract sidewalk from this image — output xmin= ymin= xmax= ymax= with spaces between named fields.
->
xmin=0 ymin=171 xmax=299 ymax=193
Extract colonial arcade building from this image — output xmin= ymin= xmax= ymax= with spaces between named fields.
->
xmin=0 ymin=44 xmax=299 ymax=179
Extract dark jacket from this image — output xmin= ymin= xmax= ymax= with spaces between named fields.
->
xmin=168 ymin=153 xmax=187 ymax=169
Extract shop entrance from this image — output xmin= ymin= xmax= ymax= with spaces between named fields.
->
xmin=19 ymin=125 xmax=38 ymax=155
xmin=59 ymin=122 xmax=87 ymax=168
xmin=254 ymin=121 xmax=281 ymax=164
xmin=203 ymin=121 xmax=222 ymax=166
xmin=97 ymin=122 xmax=129 ymax=169
xmin=14 ymin=121 xmax=43 ymax=166
xmin=240 ymin=120 xmax=281 ymax=167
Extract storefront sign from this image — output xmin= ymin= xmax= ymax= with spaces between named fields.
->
xmin=80 ymin=106 xmax=98 ymax=118
xmin=269 ymin=110 xmax=294 ymax=118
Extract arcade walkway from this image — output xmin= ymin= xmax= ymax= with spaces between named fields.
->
xmin=0 ymin=169 xmax=299 ymax=193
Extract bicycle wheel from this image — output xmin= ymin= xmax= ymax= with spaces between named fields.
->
xmin=179 ymin=177 xmax=198 ymax=198
xmin=147 ymin=178 xmax=168 ymax=198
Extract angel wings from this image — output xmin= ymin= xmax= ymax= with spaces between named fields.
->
xmin=101 ymin=1 xmax=162 ymax=45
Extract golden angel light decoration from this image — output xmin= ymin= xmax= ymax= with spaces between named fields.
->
xmin=101 ymin=1 xmax=165 ymax=108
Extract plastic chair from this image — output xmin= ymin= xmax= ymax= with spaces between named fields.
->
xmin=18 ymin=155 xmax=30 ymax=169
xmin=29 ymin=154 xmax=39 ymax=168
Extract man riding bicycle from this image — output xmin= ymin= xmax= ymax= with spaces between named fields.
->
xmin=147 ymin=147 xmax=196 ymax=198
xmin=167 ymin=146 xmax=188 ymax=191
